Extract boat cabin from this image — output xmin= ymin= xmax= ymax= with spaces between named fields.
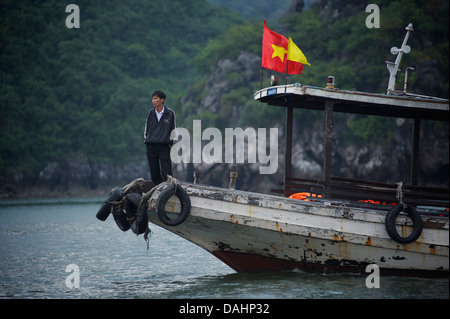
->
xmin=254 ymin=83 xmax=449 ymax=210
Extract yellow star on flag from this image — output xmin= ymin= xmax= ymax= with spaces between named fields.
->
xmin=271 ymin=44 xmax=287 ymax=62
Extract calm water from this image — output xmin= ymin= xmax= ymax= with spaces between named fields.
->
xmin=0 ymin=197 xmax=448 ymax=300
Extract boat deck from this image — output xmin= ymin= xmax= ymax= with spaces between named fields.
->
xmin=271 ymin=175 xmax=449 ymax=211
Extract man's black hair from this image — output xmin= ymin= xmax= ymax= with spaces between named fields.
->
xmin=152 ymin=90 xmax=166 ymax=100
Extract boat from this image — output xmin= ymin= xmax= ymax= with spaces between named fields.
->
xmin=97 ymin=24 xmax=449 ymax=277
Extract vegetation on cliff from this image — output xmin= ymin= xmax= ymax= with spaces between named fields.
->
xmin=0 ymin=0 xmax=243 ymax=178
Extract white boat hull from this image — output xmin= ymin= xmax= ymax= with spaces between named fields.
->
xmin=145 ymin=182 xmax=449 ymax=276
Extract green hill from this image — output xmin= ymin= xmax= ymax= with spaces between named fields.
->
xmin=0 ymin=0 xmax=243 ymax=177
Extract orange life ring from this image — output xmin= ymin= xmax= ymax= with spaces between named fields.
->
xmin=289 ymin=192 xmax=322 ymax=201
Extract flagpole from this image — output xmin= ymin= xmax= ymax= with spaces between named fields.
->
xmin=260 ymin=67 xmax=263 ymax=90
xmin=261 ymin=20 xmax=266 ymax=90
xmin=285 ymin=60 xmax=289 ymax=85
xmin=285 ymin=37 xmax=289 ymax=88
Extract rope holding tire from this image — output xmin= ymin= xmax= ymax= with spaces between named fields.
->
xmin=385 ymin=204 xmax=423 ymax=244
xmin=156 ymin=183 xmax=191 ymax=226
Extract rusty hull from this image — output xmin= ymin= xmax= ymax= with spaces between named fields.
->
xmin=143 ymin=181 xmax=449 ymax=277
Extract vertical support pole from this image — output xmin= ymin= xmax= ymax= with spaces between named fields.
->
xmin=411 ymin=118 xmax=420 ymax=186
xmin=193 ymin=171 xmax=201 ymax=184
xmin=323 ymin=101 xmax=334 ymax=196
xmin=229 ymin=171 xmax=238 ymax=190
xmin=284 ymin=104 xmax=293 ymax=197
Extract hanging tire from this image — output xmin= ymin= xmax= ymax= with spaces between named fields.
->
xmin=96 ymin=187 xmax=123 ymax=221
xmin=121 ymin=192 xmax=147 ymax=234
xmin=124 ymin=193 xmax=142 ymax=220
xmin=131 ymin=201 xmax=148 ymax=235
xmin=385 ymin=204 xmax=423 ymax=244
xmin=113 ymin=210 xmax=130 ymax=231
xmin=156 ymin=184 xmax=191 ymax=226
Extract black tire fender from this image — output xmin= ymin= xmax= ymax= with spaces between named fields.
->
xmin=131 ymin=201 xmax=148 ymax=235
xmin=124 ymin=192 xmax=148 ymax=235
xmin=124 ymin=193 xmax=142 ymax=220
xmin=96 ymin=187 xmax=123 ymax=221
xmin=156 ymin=184 xmax=191 ymax=226
xmin=113 ymin=209 xmax=130 ymax=232
xmin=385 ymin=204 xmax=423 ymax=244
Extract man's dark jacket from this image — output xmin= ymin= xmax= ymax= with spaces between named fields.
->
xmin=144 ymin=106 xmax=176 ymax=145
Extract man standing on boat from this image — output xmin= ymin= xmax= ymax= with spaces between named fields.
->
xmin=144 ymin=90 xmax=176 ymax=185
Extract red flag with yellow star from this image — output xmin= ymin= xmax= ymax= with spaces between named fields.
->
xmin=262 ymin=21 xmax=305 ymax=74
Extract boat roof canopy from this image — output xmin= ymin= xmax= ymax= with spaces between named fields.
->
xmin=254 ymin=84 xmax=449 ymax=121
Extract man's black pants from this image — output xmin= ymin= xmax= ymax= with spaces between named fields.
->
xmin=145 ymin=143 xmax=172 ymax=185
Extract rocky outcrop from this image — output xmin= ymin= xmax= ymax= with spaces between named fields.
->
xmin=181 ymin=51 xmax=262 ymax=123
xmin=1 ymin=154 xmax=151 ymax=198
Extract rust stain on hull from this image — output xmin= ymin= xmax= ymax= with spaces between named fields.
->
xmin=333 ymin=234 xmax=345 ymax=241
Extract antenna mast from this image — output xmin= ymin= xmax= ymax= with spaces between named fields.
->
xmin=385 ymin=23 xmax=413 ymax=94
